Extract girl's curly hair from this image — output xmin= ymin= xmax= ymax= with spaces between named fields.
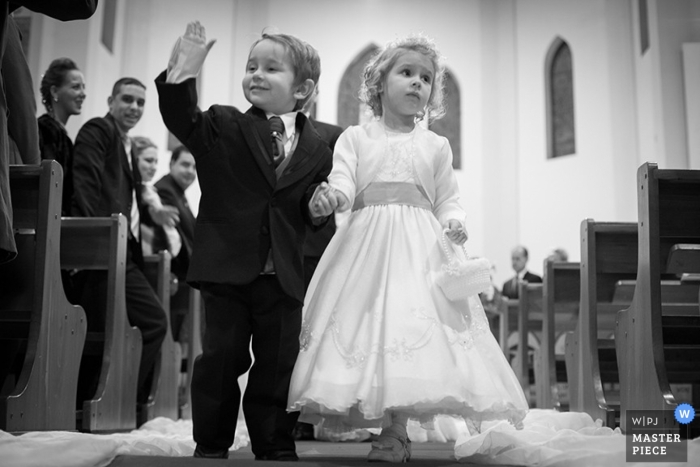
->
xmin=359 ymin=34 xmax=446 ymax=123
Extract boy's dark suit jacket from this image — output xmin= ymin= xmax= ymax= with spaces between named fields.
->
xmin=153 ymin=173 xmax=196 ymax=279
xmin=302 ymin=119 xmax=343 ymax=289
xmin=502 ymin=271 xmax=543 ymax=299
xmin=71 ymin=113 xmax=145 ymax=266
xmin=155 ymin=71 xmax=332 ymax=304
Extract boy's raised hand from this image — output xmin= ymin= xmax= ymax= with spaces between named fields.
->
xmin=167 ymin=20 xmax=216 ymax=83
xmin=184 ymin=20 xmax=216 ymax=51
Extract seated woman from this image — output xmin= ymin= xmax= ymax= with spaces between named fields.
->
xmin=37 ymin=57 xmax=85 ymax=215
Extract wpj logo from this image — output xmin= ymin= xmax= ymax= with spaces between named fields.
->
xmin=675 ymin=404 xmax=695 ymax=424
xmin=626 ymin=409 xmax=690 ymax=462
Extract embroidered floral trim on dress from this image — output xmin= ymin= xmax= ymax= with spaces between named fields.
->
xmin=299 ymin=303 xmax=492 ymax=368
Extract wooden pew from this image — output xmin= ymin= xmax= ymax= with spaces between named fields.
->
xmin=565 ymin=220 xmax=638 ymax=427
xmin=0 ymin=161 xmax=86 ymax=432
xmin=179 ymin=286 xmax=204 ymax=420
xmin=495 ymin=297 xmax=518 ymax=356
xmin=141 ymin=251 xmax=180 ymax=423
xmin=493 ymin=295 xmax=520 ymax=354
xmin=535 ymin=260 xmax=579 ymax=410
xmin=60 ymin=214 xmax=142 ymax=432
xmin=616 ymin=162 xmax=700 ymax=436
xmin=514 ymin=282 xmax=543 ymax=400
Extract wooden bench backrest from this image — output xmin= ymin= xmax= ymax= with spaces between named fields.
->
xmin=515 ymin=282 xmax=543 ymax=391
xmin=1 ymin=161 xmax=86 ymax=432
xmin=617 ymin=163 xmax=700 ymax=431
xmin=0 ymin=162 xmax=58 ymax=313
xmin=565 ymin=220 xmax=638 ymax=423
xmin=581 ymin=220 xmax=639 ymax=337
xmin=538 ymin=260 xmax=579 ymax=408
xmin=142 ymin=252 xmax=179 ymax=422
xmin=60 ymin=214 xmax=141 ymax=432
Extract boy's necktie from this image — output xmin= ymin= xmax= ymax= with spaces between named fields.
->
xmin=269 ymin=116 xmax=285 ymax=167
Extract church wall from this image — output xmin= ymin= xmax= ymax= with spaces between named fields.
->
xmin=634 ymin=0 xmax=700 ymax=170
xmin=477 ymin=0 xmax=519 ymax=284
xmin=502 ymin=0 xmax=639 ymax=282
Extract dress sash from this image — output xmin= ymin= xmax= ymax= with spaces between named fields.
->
xmin=352 ymin=182 xmax=432 ymax=211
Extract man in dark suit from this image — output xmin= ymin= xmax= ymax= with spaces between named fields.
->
xmin=154 ymin=145 xmax=196 ymax=281
xmin=502 ymin=245 xmax=542 ymax=299
xmin=0 ymin=0 xmax=96 ymax=264
xmin=156 ymin=22 xmax=333 ymax=460
xmin=71 ymin=77 xmax=168 ymax=408
xmin=153 ymin=145 xmax=197 ymax=341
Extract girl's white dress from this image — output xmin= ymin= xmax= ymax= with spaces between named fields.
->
xmin=287 ymin=121 xmax=527 ymax=433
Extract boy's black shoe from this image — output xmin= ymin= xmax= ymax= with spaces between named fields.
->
xmin=255 ymin=450 xmax=299 ymax=461
xmin=194 ymin=444 xmax=229 ymax=459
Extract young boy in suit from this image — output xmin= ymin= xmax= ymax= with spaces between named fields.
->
xmin=155 ymin=22 xmax=335 ymax=460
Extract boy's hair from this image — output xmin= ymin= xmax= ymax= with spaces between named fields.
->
xmin=250 ymin=32 xmax=321 ymax=110
xmin=132 ymin=135 xmax=157 ymax=157
xmin=40 ymin=57 xmax=80 ymax=112
xmin=360 ymin=34 xmax=447 ymax=122
xmin=111 ymin=77 xmax=146 ymax=97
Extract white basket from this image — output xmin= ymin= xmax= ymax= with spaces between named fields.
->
xmin=436 ymin=231 xmax=491 ymax=301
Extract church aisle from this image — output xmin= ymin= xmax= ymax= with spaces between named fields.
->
xmin=108 ymin=441 xmax=467 ymax=467
xmin=1 ymin=410 xmax=697 ymax=467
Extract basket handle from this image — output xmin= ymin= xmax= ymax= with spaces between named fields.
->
xmin=441 ymin=228 xmax=469 ymax=263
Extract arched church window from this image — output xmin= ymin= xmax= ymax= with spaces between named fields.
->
xmin=337 ymin=44 xmax=379 ymax=129
xmin=545 ymin=38 xmax=575 ymax=158
xmin=429 ymin=70 xmax=461 ymax=170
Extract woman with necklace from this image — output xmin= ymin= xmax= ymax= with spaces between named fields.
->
xmin=38 ymin=57 xmax=85 ymax=216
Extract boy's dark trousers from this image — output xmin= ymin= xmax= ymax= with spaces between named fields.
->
xmin=191 ymin=276 xmax=302 ymax=457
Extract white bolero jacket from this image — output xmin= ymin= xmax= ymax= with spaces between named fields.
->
xmin=329 ymin=121 xmax=466 ymax=226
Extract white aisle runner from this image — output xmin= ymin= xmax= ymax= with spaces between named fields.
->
xmin=1 ymin=409 xmax=697 ymax=467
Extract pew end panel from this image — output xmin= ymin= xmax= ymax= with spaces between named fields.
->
xmin=616 ymin=163 xmax=700 ymax=436
xmin=179 ymin=286 xmax=204 ymax=420
xmin=537 ymin=260 xmax=579 ymax=410
xmin=515 ymin=282 xmax=543 ymax=402
xmin=568 ymin=219 xmax=638 ymax=428
xmin=142 ymin=251 xmax=180 ymax=423
xmin=60 ymin=214 xmax=142 ymax=433
xmin=1 ymin=161 xmax=87 ymax=432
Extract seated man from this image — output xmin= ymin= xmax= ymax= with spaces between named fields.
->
xmin=502 ymin=245 xmax=542 ymax=299
xmin=153 ymin=145 xmax=197 ymax=342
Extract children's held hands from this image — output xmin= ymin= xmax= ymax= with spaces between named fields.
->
xmin=184 ymin=21 xmax=216 ymax=52
xmin=309 ymin=182 xmax=339 ymax=218
xmin=444 ymin=220 xmax=468 ymax=245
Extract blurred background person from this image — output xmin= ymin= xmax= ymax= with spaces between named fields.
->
xmin=502 ymin=245 xmax=542 ymax=299
xmin=153 ymin=145 xmax=196 ymax=286
xmin=153 ymin=145 xmax=196 ymax=351
xmin=547 ymin=247 xmax=569 ymax=262
xmin=132 ymin=135 xmax=180 ymax=257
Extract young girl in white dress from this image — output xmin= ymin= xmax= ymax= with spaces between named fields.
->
xmin=289 ymin=35 xmax=528 ymax=462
